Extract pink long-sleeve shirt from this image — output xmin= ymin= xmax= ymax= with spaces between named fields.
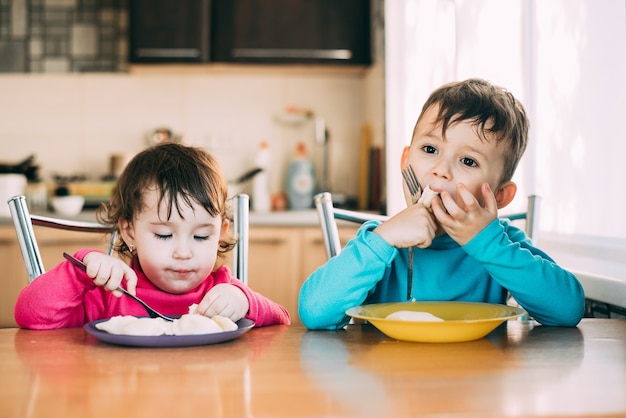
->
xmin=15 ymin=249 xmax=290 ymax=329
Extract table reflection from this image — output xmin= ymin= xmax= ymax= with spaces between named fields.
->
xmin=14 ymin=328 xmax=255 ymax=418
xmin=299 ymin=322 xmax=587 ymax=417
xmin=2 ymin=320 xmax=624 ymax=418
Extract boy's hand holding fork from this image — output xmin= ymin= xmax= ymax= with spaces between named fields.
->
xmin=374 ymin=204 xmax=438 ymax=249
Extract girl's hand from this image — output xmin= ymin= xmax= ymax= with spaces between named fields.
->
xmin=374 ymin=203 xmax=438 ymax=248
xmin=81 ymin=252 xmax=138 ymax=297
xmin=433 ymin=182 xmax=498 ymax=246
xmin=195 ymin=284 xmax=249 ymax=322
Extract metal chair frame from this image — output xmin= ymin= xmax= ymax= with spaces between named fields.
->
xmin=7 ymin=193 xmax=249 ymax=285
xmin=314 ymin=192 xmax=540 ymax=259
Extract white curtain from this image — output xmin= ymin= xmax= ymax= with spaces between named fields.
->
xmin=385 ymin=0 xmax=626 ymax=243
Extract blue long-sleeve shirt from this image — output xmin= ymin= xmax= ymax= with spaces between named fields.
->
xmin=298 ymin=219 xmax=585 ymax=330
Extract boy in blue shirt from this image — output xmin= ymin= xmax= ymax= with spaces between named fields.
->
xmin=299 ymin=78 xmax=585 ymax=330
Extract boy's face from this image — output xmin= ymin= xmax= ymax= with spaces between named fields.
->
xmin=402 ymin=105 xmax=509 ymax=207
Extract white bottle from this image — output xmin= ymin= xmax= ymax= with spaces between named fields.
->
xmin=252 ymin=141 xmax=271 ymax=212
xmin=286 ymin=142 xmax=316 ymax=210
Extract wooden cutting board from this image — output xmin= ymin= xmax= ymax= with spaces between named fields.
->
xmin=358 ymin=123 xmax=372 ymax=210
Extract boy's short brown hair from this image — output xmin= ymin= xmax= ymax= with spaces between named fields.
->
xmin=415 ymin=78 xmax=529 ymax=184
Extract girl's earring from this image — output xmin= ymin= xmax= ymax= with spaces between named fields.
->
xmin=128 ymin=243 xmax=135 ymax=252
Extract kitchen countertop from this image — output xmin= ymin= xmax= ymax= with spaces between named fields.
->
xmin=1 ymin=209 xmax=357 ymax=228
xmin=250 ymin=209 xmax=319 ymax=226
xmin=539 ymin=234 xmax=626 ymax=310
xmin=2 ymin=209 xmax=624 ymax=310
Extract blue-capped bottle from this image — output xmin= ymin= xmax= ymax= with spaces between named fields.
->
xmin=286 ymin=142 xmax=315 ymax=210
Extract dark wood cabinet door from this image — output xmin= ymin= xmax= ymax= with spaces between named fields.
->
xmin=129 ymin=0 xmax=211 ymax=63
xmin=211 ymin=0 xmax=371 ymax=65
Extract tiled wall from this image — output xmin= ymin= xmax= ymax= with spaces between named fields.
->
xmin=0 ymin=0 xmax=127 ymax=73
xmin=0 ymin=71 xmax=376 ymax=203
xmin=0 ymin=1 xmax=385 ymax=208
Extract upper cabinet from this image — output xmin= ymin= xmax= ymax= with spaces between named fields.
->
xmin=129 ymin=0 xmax=211 ymax=63
xmin=211 ymin=0 xmax=371 ymax=65
xmin=129 ymin=0 xmax=371 ymax=66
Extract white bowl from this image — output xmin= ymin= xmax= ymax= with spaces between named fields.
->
xmin=0 ymin=174 xmax=27 ymax=217
xmin=51 ymin=196 xmax=85 ymax=216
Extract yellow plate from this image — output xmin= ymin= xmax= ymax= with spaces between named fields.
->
xmin=346 ymin=301 xmax=526 ymax=343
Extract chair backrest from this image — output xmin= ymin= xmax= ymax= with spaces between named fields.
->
xmin=7 ymin=193 xmax=250 ymax=285
xmin=231 ymin=193 xmax=249 ymax=285
xmin=314 ymin=192 xmax=540 ymax=259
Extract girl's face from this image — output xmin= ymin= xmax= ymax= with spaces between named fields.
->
xmin=120 ymin=188 xmax=228 ymax=294
xmin=402 ymin=105 xmax=509 ymax=207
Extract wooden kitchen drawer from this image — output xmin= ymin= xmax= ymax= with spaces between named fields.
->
xmin=247 ymin=225 xmax=359 ymax=324
xmin=0 ymin=225 xmax=111 ymax=328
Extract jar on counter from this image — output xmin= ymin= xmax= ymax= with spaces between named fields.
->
xmin=24 ymin=181 xmax=48 ymax=212
xmin=286 ymin=142 xmax=315 ymax=210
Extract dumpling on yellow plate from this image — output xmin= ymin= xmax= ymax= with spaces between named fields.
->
xmin=385 ymin=310 xmax=444 ymax=322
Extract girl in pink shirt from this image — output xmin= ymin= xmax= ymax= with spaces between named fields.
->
xmin=15 ymin=143 xmax=290 ymax=329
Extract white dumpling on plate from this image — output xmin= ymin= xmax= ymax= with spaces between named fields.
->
xmin=121 ymin=317 xmax=172 ymax=336
xmin=94 ymin=303 xmax=240 ymax=336
xmin=172 ymin=314 xmax=223 ymax=335
xmin=211 ymin=315 xmax=238 ymax=332
xmin=385 ymin=310 xmax=444 ymax=322
xmin=95 ymin=315 xmax=138 ymax=334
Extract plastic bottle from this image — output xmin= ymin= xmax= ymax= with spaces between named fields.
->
xmin=252 ymin=141 xmax=271 ymax=212
xmin=286 ymin=142 xmax=316 ymax=210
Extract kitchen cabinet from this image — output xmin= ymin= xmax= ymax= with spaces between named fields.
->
xmin=247 ymin=225 xmax=359 ymax=324
xmin=129 ymin=0 xmax=371 ymax=66
xmin=0 ymin=225 xmax=111 ymax=328
xmin=129 ymin=0 xmax=211 ymax=63
xmin=0 ymin=227 xmax=27 ymax=328
xmin=212 ymin=0 xmax=371 ymax=65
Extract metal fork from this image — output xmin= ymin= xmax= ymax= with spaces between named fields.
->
xmin=63 ymin=252 xmax=175 ymax=322
xmin=401 ymin=164 xmax=422 ymax=301
xmin=402 ymin=164 xmax=422 ymax=203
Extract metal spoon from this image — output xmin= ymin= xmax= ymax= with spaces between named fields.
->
xmin=62 ymin=252 xmax=175 ymax=322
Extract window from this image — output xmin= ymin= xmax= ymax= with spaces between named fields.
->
xmin=385 ymin=0 xmax=626 ymax=292
xmin=385 ymin=0 xmax=527 ymax=217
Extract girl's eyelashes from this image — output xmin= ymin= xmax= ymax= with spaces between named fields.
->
xmin=152 ymin=233 xmax=211 ymax=241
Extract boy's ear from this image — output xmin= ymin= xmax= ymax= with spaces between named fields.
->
xmin=400 ymin=146 xmax=410 ymax=169
xmin=494 ymin=181 xmax=517 ymax=209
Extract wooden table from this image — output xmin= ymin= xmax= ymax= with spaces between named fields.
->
xmin=0 ymin=319 xmax=624 ymax=418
